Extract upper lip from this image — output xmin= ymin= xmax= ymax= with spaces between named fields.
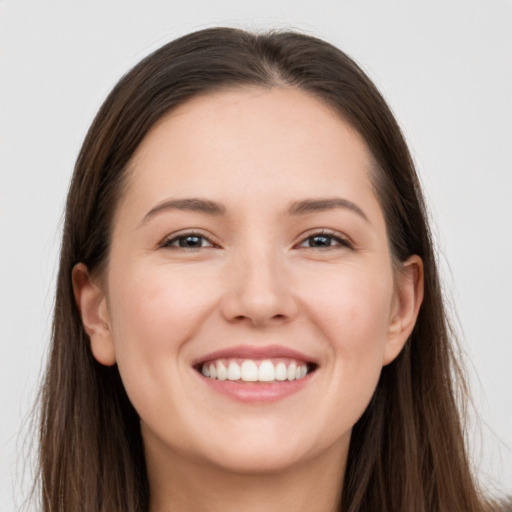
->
xmin=192 ymin=344 xmax=317 ymax=366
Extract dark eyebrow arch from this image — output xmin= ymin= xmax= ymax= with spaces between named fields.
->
xmin=140 ymin=198 xmax=226 ymax=226
xmin=288 ymin=198 xmax=369 ymax=222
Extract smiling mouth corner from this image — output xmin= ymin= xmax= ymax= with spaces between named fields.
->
xmin=194 ymin=359 xmax=318 ymax=383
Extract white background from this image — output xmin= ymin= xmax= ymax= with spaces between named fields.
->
xmin=1 ymin=0 xmax=511 ymax=509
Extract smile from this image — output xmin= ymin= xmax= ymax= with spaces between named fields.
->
xmin=192 ymin=345 xmax=318 ymax=402
xmin=199 ymin=358 xmax=313 ymax=382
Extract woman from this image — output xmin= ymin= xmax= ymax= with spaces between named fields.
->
xmin=38 ymin=27 xmax=503 ymax=511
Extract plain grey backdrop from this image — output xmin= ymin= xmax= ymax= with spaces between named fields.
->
xmin=1 ymin=0 xmax=511 ymax=509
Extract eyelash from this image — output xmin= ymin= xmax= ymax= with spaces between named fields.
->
xmin=159 ymin=232 xmax=216 ymax=250
xmin=296 ymin=230 xmax=353 ymax=250
xmin=159 ymin=229 xmax=353 ymax=251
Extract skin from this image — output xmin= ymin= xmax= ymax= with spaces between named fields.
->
xmin=73 ymin=87 xmax=424 ymax=512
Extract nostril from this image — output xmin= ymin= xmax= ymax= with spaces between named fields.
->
xmin=221 ymin=289 xmax=299 ymax=326
xmin=231 ymin=314 xmax=287 ymax=324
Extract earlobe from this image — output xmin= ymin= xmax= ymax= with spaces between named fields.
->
xmin=383 ymin=255 xmax=424 ymax=366
xmin=72 ymin=263 xmax=116 ymax=366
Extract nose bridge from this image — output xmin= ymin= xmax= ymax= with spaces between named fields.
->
xmin=222 ymin=239 xmax=297 ymax=326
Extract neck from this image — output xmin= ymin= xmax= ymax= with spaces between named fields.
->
xmin=146 ymin=436 xmax=347 ymax=512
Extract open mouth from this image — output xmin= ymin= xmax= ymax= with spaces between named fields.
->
xmin=195 ymin=358 xmax=318 ymax=383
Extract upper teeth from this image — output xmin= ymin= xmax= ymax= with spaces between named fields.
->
xmin=201 ymin=359 xmax=309 ymax=382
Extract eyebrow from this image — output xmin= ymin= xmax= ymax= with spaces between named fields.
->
xmin=140 ymin=198 xmax=226 ymax=225
xmin=287 ymin=198 xmax=369 ymax=221
xmin=140 ymin=196 xmax=368 ymax=226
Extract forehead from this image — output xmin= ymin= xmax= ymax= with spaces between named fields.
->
xmin=120 ymin=86 xmax=382 ymax=222
xmin=133 ymin=86 xmax=370 ymax=166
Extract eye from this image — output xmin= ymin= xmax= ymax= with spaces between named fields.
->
xmin=160 ymin=232 xmax=215 ymax=249
xmin=297 ymin=231 xmax=352 ymax=250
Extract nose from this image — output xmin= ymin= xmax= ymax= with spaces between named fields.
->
xmin=220 ymin=248 xmax=299 ymax=327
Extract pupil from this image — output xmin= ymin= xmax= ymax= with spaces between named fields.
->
xmin=180 ymin=236 xmax=201 ymax=247
xmin=311 ymin=235 xmax=330 ymax=247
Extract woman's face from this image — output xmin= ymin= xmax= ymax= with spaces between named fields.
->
xmin=77 ymin=87 xmax=422 ymax=476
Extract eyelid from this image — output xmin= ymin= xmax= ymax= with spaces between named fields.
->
xmin=158 ymin=230 xmax=218 ymax=249
xmin=294 ymin=229 xmax=354 ymax=249
xmin=157 ymin=228 xmax=352 ymax=250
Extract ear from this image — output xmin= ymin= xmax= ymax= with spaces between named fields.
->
xmin=383 ymin=255 xmax=424 ymax=366
xmin=72 ymin=263 xmax=116 ymax=366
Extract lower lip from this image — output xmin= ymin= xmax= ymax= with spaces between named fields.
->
xmin=198 ymin=373 xmax=313 ymax=403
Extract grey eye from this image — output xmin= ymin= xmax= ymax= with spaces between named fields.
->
xmin=304 ymin=235 xmax=336 ymax=247
xmin=298 ymin=232 xmax=352 ymax=250
xmin=176 ymin=235 xmax=205 ymax=248
xmin=162 ymin=233 xmax=214 ymax=249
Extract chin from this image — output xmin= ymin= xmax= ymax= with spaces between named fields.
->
xmin=192 ymin=422 xmax=343 ymax=476
xmin=203 ymin=445 xmax=314 ymax=476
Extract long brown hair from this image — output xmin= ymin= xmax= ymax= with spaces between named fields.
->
xmin=38 ymin=27 xmax=498 ymax=511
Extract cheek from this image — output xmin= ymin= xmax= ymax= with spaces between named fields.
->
xmin=303 ymin=262 xmax=394 ymax=349
xmin=104 ymin=262 xmax=225 ymax=443
xmin=108 ymin=263 xmax=217 ymax=347
xmin=300 ymin=263 xmax=394 ymax=416
xmin=327 ymin=288 xmax=390 ymax=388
xmin=105 ymin=263 xmax=220 ymax=395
